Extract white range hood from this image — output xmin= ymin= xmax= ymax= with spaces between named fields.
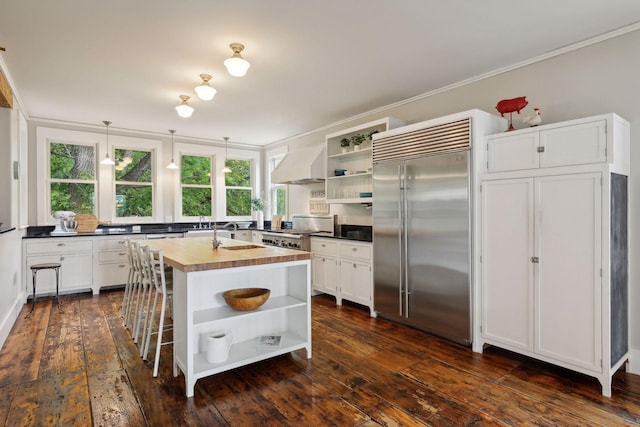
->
xmin=271 ymin=145 xmax=326 ymax=185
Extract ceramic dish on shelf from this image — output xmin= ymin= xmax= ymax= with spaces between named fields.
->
xmin=334 ymin=168 xmax=346 ymax=176
xmin=359 ymin=192 xmax=372 ymax=198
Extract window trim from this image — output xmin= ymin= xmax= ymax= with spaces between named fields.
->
xmin=266 ymin=146 xmax=288 ymax=219
xmin=224 ymin=158 xmax=254 ymax=219
xmin=36 ymin=127 xmax=164 ymax=225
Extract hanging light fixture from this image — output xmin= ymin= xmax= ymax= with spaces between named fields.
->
xmin=194 ymin=74 xmax=217 ymax=101
xmin=175 ymin=95 xmax=194 ymax=118
xmin=221 ymin=137 xmax=232 ymax=173
xmin=224 ymin=43 xmax=250 ymax=77
xmin=100 ymin=121 xmax=115 ymax=165
xmin=166 ymin=129 xmax=179 ymax=170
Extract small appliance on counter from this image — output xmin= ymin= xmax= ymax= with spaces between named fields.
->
xmin=51 ymin=211 xmax=78 ymax=235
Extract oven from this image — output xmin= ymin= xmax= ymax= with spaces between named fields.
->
xmin=261 ymin=214 xmax=335 ymax=251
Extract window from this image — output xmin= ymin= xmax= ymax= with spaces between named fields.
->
xmin=269 ymin=154 xmax=287 ymax=217
xmin=181 ymin=154 xmax=213 ymax=217
xmin=114 ymin=148 xmax=153 ymax=217
xmin=49 ymin=142 xmax=96 ymax=214
xmin=225 ymin=159 xmax=252 ymax=217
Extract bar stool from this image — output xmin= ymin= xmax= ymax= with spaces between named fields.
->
xmin=29 ymin=262 xmax=62 ymax=314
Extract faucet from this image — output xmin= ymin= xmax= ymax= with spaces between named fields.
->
xmin=199 ymin=216 xmax=207 ymax=229
xmin=223 ymin=222 xmax=238 ymax=231
xmin=211 ymin=222 xmax=222 ymax=250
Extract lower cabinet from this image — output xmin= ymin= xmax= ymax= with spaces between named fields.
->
xmin=23 ymin=237 xmax=94 ymax=295
xmin=311 ymin=237 xmax=374 ymax=316
xmin=233 ymin=230 xmax=251 ymax=241
xmin=251 ymin=230 xmax=263 ymax=243
xmin=95 ymin=236 xmax=132 ymax=290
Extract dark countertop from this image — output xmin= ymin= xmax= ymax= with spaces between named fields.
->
xmin=0 ymin=226 xmax=16 ymax=235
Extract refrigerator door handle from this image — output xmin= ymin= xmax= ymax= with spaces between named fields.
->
xmin=403 ymin=162 xmax=410 ymax=318
xmin=397 ymin=164 xmax=404 ymax=316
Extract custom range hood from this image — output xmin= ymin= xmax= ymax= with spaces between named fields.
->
xmin=271 ymin=145 xmax=325 ymax=185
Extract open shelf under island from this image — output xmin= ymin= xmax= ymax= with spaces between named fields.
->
xmin=143 ymin=236 xmax=312 ymax=397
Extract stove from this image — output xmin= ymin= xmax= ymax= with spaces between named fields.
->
xmin=261 ymin=215 xmax=335 ymax=251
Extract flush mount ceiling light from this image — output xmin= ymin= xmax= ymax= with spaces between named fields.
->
xmin=224 ymin=43 xmax=250 ymax=77
xmin=194 ymin=74 xmax=217 ymax=101
xmin=221 ymin=137 xmax=232 ymax=173
xmin=100 ymin=121 xmax=115 ymax=165
xmin=175 ymin=95 xmax=194 ymax=118
xmin=166 ymin=129 xmax=179 ymax=170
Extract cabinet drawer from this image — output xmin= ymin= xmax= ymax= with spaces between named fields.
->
xmin=339 ymin=242 xmax=371 ymax=261
xmin=98 ymin=237 xmax=129 ymax=250
xmin=311 ymin=238 xmax=338 ymax=254
xmin=26 ymin=239 xmax=93 ymax=255
xmin=96 ymin=263 xmax=130 ymax=286
xmin=99 ymin=250 xmax=128 ymax=263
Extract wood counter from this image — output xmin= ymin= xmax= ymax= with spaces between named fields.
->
xmin=141 ymin=237 xmax=311 ymax=272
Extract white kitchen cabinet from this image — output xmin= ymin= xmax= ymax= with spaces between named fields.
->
xmin=310 ymin=237 xmax=338 ymax=297
xmin=233 ymin=230 xmax=251 ymax=241
xmin=95 ymin=236 xmax=130 ymax=289
xmin=338 ymin=241 xmax=372 ymax=314
xmin=23 ymin=237 xmax=94 ymax=295
xmin=475 ymin=113 xmax=630 ymax=397
xmin=325 ymin=117 xmax=404 ymax=204
xmin=311 ymin=237 xmax=374 ymax=316
xmin=487 ymin=118 xmax=607 ymax=173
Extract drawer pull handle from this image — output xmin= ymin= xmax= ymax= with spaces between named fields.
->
xmin=118 ymin=252 xmax=126 ymax=256
xmin=353 ymin=263 xmax=357 ymax=268
xmin=60 ymin=256 xmax=65 ymax=261
xmin=118 ymin=264 xmax=126 ymax=268
xmin=57 ymin=243 xmax=66 ymax=247
xmin=352 ymin=248 xmax=357 ymax=251
xmin=321 ymin=244 xmax=325 ymax=247
xmin=118 ymin=240 xmax=125 ymax=244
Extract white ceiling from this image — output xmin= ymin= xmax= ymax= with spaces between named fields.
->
xmin=1 ymin=1 xmax=639 ymax=147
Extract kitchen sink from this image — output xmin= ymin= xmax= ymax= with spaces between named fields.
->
xmin=222 ymin=244 xmax=264 ymax=250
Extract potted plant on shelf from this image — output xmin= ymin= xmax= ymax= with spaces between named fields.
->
xmin=351 ymin=134 xmax=366 ymax=151
xmin=340 ymin=138 xmax=351 ymax=153
xmin=251 ymin=198 xmax=265 ymax=229
xmin=367 ymin=129 xmax=379 ymax=143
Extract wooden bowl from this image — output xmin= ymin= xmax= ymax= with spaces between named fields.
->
xmin=223 ymin=288 xmax=270 ymax=311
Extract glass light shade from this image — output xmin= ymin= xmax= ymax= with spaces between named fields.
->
xmin=221 ymin=165 xmax=232 ymax=173
xmin=122 ymin=156 xmax=133 ymax=164
xmin=166 ymin=160 xmax=179 ymax=170
xmin=195 ymin=84 xmax=217 ymax=101
xmin=176 ymin=103 xmax=194 ymax=118
xmin=101 ymin=154 xmax=115 ymax=166
xmin=224 ymin=56 xmax=250 ymax=77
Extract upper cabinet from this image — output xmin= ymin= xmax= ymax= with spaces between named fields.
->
xmin=486 ymin=115 xmax=628 ymax=173
xmin=325 ymin=117 xmax=404 ymax=204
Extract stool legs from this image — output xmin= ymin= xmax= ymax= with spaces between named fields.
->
xmin=28 ymin=264 xmax=62 ymax=316
xmin=30 ymin=270 xmax=37 ymax=314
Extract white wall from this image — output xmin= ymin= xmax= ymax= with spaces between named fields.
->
xmin=271 ymin=29 xmax=640 ymax=358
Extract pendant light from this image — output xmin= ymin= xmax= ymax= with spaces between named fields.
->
xmin=221 ymin=137 xmax=232 ymax=173
xmin=166 ymin=129 xmax=179 ymax=170
xmin=100 ymin=121 xmax=115 ymax=165
xmin=175 ymin=95 xmax=194 ymax=118
xmin=224 ymin=43 xmax=250 ymax=77
xmin=194 ymin=74 xmax=217 ymax=101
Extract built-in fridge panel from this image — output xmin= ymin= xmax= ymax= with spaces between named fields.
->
xmin=404 ymin=152 xmax=471 ymax=343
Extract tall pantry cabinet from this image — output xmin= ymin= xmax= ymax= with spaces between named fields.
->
xmin=473 ymin=114 xmax=629 ymax=397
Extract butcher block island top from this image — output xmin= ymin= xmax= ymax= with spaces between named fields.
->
xmin=141 ymin=236 xmax=310 ymax=272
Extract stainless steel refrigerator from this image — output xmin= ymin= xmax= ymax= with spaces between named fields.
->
xmin=373 ymin=138 xmax=472 ymax=344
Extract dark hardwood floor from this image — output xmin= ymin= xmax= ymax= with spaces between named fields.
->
xmin=1 ymin=289 xmax=639 ymax=426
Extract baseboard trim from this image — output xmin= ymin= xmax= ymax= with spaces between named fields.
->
xmin=627 ymin=349 xmax=640 ymax=375
xmin=0 ymin=295 xmax=23 ymax=350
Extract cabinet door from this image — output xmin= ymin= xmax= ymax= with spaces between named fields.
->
xmin=251 ymin=231 xmax=263 ymax=243
xmin=312 ymin=255 xmax=337 ymax=294
xmin=339 ymin=259 xmax=371 ymax=305
xmin=539 ymin=121 xmax=606 ymax=169
xmin=481 ymin=178 xmax=535 ymax=351
xmin=487 ymin=133 xmax=540 ymax=172
xmin=26 ymin=253 xmax=93 ymax=293
xmin=535 ymin=173 xmax=601 ymax=371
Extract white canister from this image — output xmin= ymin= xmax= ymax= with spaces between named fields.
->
xmin=206 ymin=331 xmax=234 ymax=364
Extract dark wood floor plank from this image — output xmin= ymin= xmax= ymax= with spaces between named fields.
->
xmin=80 ymin=296 xmax=122 ymax=373
xmin=0 ymin=383 xmax=17 ymax=425
xmin=87 ymin=368 xmax=146 ymax=427
xmin=5 ymin=371 xmax=91 ymax=426
xmin=38 ymin=298 xmax=85 ymax=378
xmin=0 ymin=300 xmax=50 ymax=387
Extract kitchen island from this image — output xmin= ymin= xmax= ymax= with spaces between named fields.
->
xmin=142 ymin=236 xmax=312 ymax=397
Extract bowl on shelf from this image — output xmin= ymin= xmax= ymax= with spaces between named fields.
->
xmin=334 ymin=168 xmax=347 ymax=176
xmin=223 ymin=288 xmax=271 ymax=311
xmin=359 ymin=192 xmax=372 ymax=198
